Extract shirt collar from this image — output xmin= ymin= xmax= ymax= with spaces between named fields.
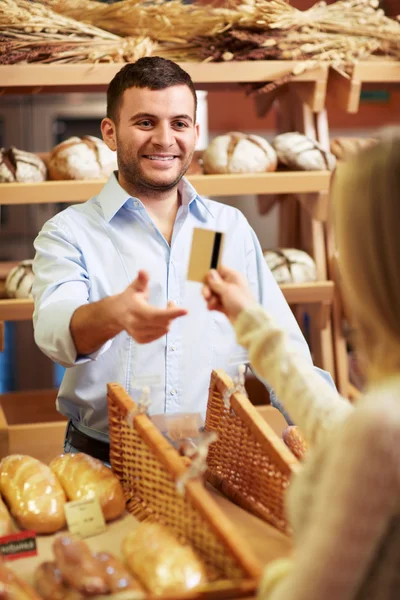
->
xmin=97 ymin=172 xmax=214 ymax=223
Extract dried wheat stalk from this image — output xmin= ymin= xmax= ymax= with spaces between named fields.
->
xmin=0 ymin=0 xmax=155 ymax=63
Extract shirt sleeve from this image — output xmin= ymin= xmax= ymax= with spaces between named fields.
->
xmin=234 ymin=304 xmax=352 ymax=446
xmin=258 ymin=405 xmax=399 ymax=600
xmin=240 ymin=222 xmax=337 ymax=414
xmin=32 ymin=217 xmax=111 ymax=368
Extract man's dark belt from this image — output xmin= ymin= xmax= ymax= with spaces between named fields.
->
xmin=65 ymin=421 xmax=110 ymax=463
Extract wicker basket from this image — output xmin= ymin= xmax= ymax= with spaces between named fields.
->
xmin=107 ymin=383 xmax=262 ymax=600
xmin=204 ymin=370 xmax=301 ymax=534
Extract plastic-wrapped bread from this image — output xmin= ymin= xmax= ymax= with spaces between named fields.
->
xmin=93 ymin=552 xmax=144 ymax=594
xmin=53 ymin=535 xmax=110 ymax=596
xmin=0 ymin=560 xmax=43 ymax=599
xmin=0 ymin=493 xmax=12 ymax=537
xmin=0 ymin=455 xmax=66 ymax=534
xmin=122 ymin=522 xmax=207 ymax=595
xmin=34 ymin=562 xmax=84 ymax=600
xmin=49 ymin=453 xmax=125 ymax=522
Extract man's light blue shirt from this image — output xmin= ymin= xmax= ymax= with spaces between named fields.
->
xmin=32 ymin=173 xmax=333 ymax=441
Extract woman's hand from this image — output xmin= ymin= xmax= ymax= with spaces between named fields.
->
xmin=202 ymin=266 xmax=256 ymax=323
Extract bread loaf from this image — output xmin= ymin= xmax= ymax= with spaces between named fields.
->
xmin=34 ymin=562 xmax=84 ymax=600
xmin=0 ymin=147 xmax=47 ymax=183
xmin=53 ymin=535 xmax=110 ymax=596
xmin=5 ymin=260 xmax=34 ymax=299
xmin=273 ymin=132 xmax=336 ymax=171
xmin=282 ymin=426 xmax=308 ymax=461
xmin=263 ymin=248 xmax=317 ymax=284
xmin=203 ymin=132 xmax=277 ymax=174
xmin=49 ymin=453 xmax=125 ymax=522
xmin=48 ymin=136 xmax=117 ymax=180
xmin=0 ymin=560 xmax=43 ymax=599
xmin=330 ymin=137 xmax=377 ymax=161
xmin=93 ymin=552 xmax=143 ymax=593
xmin=0 ymin=494 xmax=12 ymax=537
xmin=122 ymin=522 xmax=207 ymax=594
xmin=0 ymin=455 xmax=66 ymax=534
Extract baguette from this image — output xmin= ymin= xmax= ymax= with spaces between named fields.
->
xmin=34 ymin=562 xmax=84 ymax=600
xmin=0 ymin=494 xmax=12 ymax=537
xmin=0 ymin=560 xmax=42 ymax=600
xmin=0 ymin=455 xmax=66 ymax=534
xmin=53 ymin=535 xmax=109 ymax=596
xmin=122 ymin=522 xmax=207 ymax=595
xmin=50 ymin=453 xmax=125 ymax=522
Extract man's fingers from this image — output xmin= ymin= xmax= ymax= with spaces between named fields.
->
xmin=130 ymin=270 xmax=149 ymax=293
xmin=206 ymin=269 xmax=225 ymax=294
xmin=202 ymin=285 xmax=212 ymax=301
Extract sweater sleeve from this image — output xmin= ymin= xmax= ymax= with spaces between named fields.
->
xmin=258 ymin=403 xmax=400 ymax=600
xmin=234 ymin=304 xmax=352 ymax=446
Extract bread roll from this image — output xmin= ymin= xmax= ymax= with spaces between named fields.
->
xmin=282 ymin=426 xmax=308 ymax=461
xmin=48 ymin=136 xmax=117 ymax=180
xmin=203 ymin=132 xmax=277 ymax=174
xmin=34 ymin=562 xmax=84 ymax=600
xmin=53 ymin=535 xmax=109 ymax=596
xmin=5 ymin=260 xmax=34 ymax=299
xmin=49 ymin=453 xmax=125 ymax=522
xmin=0 ymin=494 xmax=12 ymax=537
xmin=0 ymin=561 xmax=42 ymax=600
xmin=0 ymin=147 xmax=47 ymax=183
xmin=122 ymin=522 xmax=207 ymax=595
xmin=93 ymin=552 xmax=143 ymax=593
xmin=273 ymin=132 xmax=336 ymax=171
xmin=263 ymin=248 xmax=316 ymax=284
xmin=0 ymin=455 xmax=66 ymax=534
xmin=330 ymin=137 xmax=377 ymax=161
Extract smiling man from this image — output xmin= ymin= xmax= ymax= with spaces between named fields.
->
xmin=32 ymin=57 xmax=334 ymax=462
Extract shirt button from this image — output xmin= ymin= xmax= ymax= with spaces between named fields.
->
xmin=170 ymin=389 xmax=176 ymax=396
xmin=134 ymin=200 xmax=139 ymax=207
xmin=170 ymin=345 xmax=177 ymax=352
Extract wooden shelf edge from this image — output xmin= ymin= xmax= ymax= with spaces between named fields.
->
xmin=0 ymin=282 xmax=335 ymax=321
xmin=0 ymin=172 xmax=332 ymax=205
xmin=351 ymin=61 xmax=400 ymax=82
xmin=0 ymin=61 xmax=328 ymax=91
xmin=280 ymin=281 xmax=334 ymax=305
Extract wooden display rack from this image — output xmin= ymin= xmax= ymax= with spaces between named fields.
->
xmin=1 ymin=58 xmax=398 ymax=426
xmin=328 ymin=61 xmax=400 ymax=113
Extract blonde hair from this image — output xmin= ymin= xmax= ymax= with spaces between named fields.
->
xmin=333 ymin=136 xmax=400 ymax=382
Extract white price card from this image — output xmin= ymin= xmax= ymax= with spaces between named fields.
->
xmin=64 ymin=497 xmax=106 ymax=539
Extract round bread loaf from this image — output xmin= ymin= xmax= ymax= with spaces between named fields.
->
xmin=330 ymin=137 xmax=377 ymax=161
xmin=202 ymin=132 xmax=277 ymax=174
xmin=0 ymin=147 xmax=47 ymax=183
xmin=263 ymin=248 xmax=316 ymax=284
xmin=5 ymin=260 xmax=34 ymax=299
xmin=48 ymin=135 xmax=117 ymax=180
xmin=273 ymin=132 xmax=336 ymax=171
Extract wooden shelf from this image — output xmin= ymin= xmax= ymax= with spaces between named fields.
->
xmin=328 ymin=61 xmax=400 ymax=113
xmin=0 ymin=172 xmax=332 ymax=205
xmin=0 ymin=61 xmax=329 ymax=111
xmin=0 ymin=282 xmax=334 ymax=322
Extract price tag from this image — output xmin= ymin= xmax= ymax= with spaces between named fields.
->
xmin=64 ymin=497 xmax=106 ymax=539
xmin=0 ymin=530 xmax=37 ymax=561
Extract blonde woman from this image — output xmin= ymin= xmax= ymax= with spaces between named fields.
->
xmin=202 ymin=137 xmax=400 ymax=600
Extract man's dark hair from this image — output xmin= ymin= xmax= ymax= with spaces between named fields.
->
xmin=107 ymin=56 xmax=197 ymax=122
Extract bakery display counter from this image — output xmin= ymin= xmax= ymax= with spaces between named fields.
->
xmin=0 ymin=61 xmax=328 ymax=111
xmin=6 ymin=488 xmax=291 ymax=600
xmin=0 ymin=171 xmax=332 ymax=205
xmin=328 ymin=60 xmax=400 ymax=113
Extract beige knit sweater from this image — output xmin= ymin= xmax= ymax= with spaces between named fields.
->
xmin=234 ymin=305 xmax=400 ymax=600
